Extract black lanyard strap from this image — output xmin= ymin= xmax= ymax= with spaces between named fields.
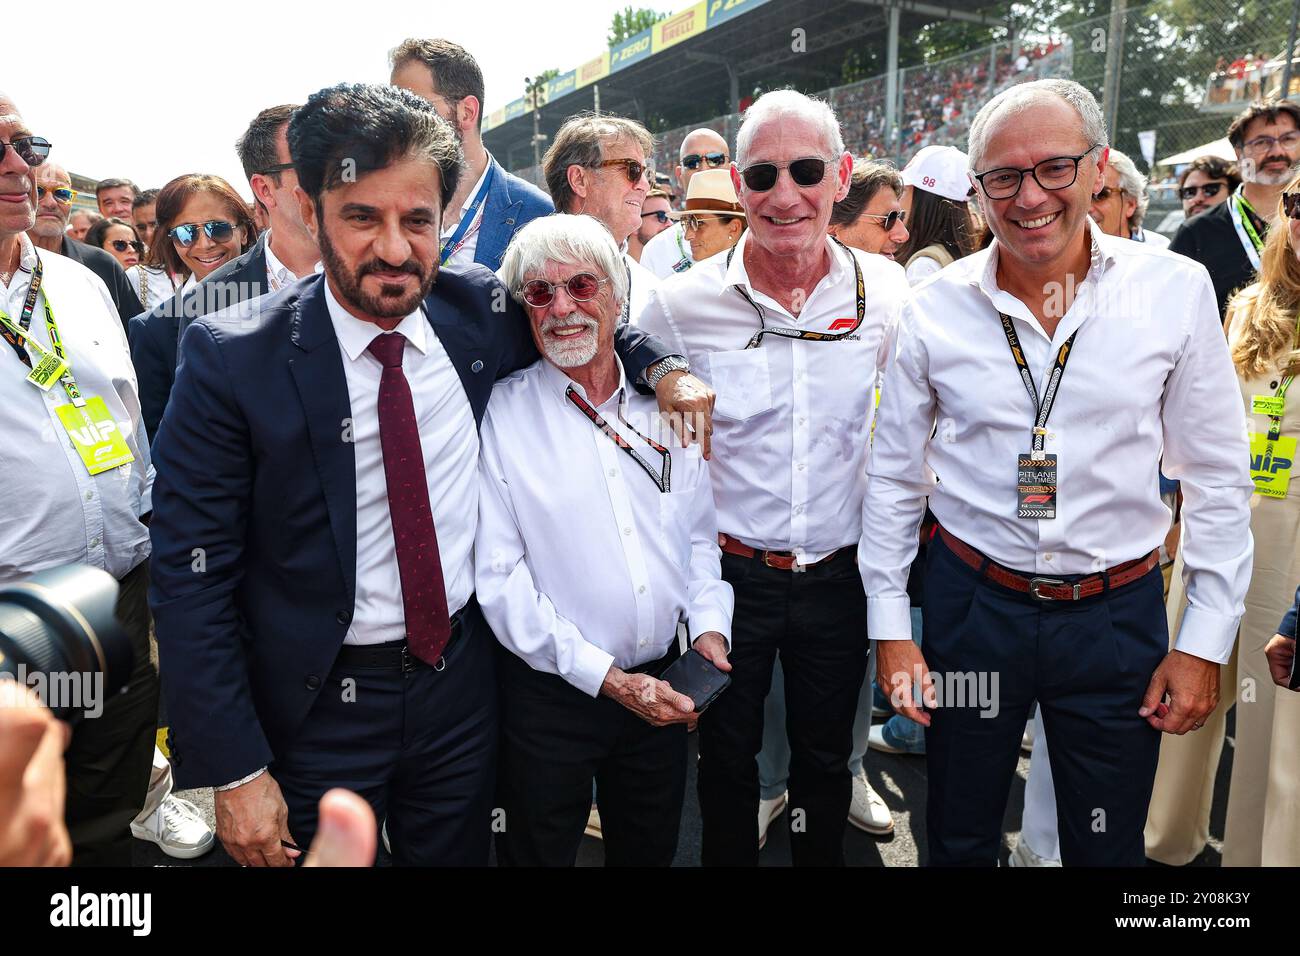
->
xmin=998 ymin=312 xmax=1078 ymax=453
xmin=566 ymin=385 xmax=672 ymax=493
xmin=727 ymin=237 xmax=866 ymax=350
xmin=0 ymin=254 xmax=44 ymax=368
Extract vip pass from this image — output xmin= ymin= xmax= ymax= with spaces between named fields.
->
xmin=1249 ymin=364 xmax=1294 ymax=500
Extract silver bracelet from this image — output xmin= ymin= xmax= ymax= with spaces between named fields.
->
xmin=215 ymin=767 xmax=267 ymax=791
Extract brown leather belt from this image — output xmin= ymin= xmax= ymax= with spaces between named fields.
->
xmin=937 ymin=526 xmax=1158 ymax=603
xmin=717 ymin=533 xmax=849 ymax=571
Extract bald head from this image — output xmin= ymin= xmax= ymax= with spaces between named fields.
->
xmin=677 ymin=128 xmax=731 ymax=194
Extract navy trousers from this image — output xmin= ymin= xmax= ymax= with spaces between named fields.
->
xmin=922 ymin=532 xmax=1167 ymax=866
xmin=273 ymin=604 xmax=498 ymax=866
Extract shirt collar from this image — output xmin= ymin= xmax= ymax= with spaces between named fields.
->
xmin=975 ymin=215 xmax=1115 ymax=301
xmin=538 ymin=349 xmax=628 ymax=408
xmin=441 ymin=163 xmax=492 ymax=236
xmin=15 ymin=232 xmax=36 ymax=274
xmin=264 ymin=230 xmax=323 ymax=284
xmin=323 ymin=277 xmax=428 ymax=361
xmin=721 ymin=230 xmax=848 ymax=297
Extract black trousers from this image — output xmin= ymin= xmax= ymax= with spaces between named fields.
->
xmin=65 ymin=559 xmax=159 ymax=866
xmin=922 ymin=532 xmax=1167 ymax=866
xmin=697 ymin=548 xmax=870 ymax=866
xmin=494 ymin=642 xmax=687 ymax=867
xmin=273 ymin=606 xmax=498 ymax=866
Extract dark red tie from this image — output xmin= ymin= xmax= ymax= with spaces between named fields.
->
xmin=367 ymin=332 xmax=451 ymax=667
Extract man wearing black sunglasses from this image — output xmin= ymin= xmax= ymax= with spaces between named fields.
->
xmin=628 ymin=188 xmax=673 ymax=263
xmin=1176 ymin=156 xmax=1239 ymax=220
xmin=27 ymin=161 xmax=143 ymax=330
xmin=641 ymin=90 xmax=910 ymax=867
xmin=640 ymin=128 xmax=731 ymax=280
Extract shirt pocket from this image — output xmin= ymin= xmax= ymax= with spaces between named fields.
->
xmin=707 ymin=348 xmax=773 ymax=421
xmin=658 ymin=488 xmax=697 ymax=571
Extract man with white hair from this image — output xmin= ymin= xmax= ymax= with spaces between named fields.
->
xmin=640 ymin=89 xmax=909 ymax=866
xmin=640 ymin=128 xmax=732 ymax=278
xmin=1089 ymin=148 xmax=1168 ymax=247
xmin=863 ymin=78 xmax=1253 ymax=865
xmin=478 ymin=214 xmax=733 ymax=866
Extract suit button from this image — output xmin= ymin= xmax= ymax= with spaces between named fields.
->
xmin=305 ymin=675 xmax=321 ymax=691
xmin=336 ymin=609 xmax=352 ymax=625
xmin=471 ymin=359 xmax=484 ymax=373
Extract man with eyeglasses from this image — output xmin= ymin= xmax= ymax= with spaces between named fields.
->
xmin=628 ymin=188 xmax=673 ymax=262
xmin=640 ymin=90 xmax=909 ymax=866
xmin=0 ymin=93 xmax=158 ymax=866
xmin=1176 ymin=156 xmax=1239 ymax=221
xmin=864 ymin=78 xmax=1253 ymax=866
xmin=640 ymin=128 xmax=731 ymax=279
xmin=542 ymin=113 xmax=662 ymax=327
xmin=1170 ymin=100 xmax=1300 ymax=319
xmin=27 ymin=162 xmax=143 ymax=329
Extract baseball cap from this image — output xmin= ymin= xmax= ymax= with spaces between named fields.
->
xmin=901 ymin=145 xmax=974 ymax=202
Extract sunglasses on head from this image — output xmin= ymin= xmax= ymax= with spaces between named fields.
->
xmin=682 ymin=152 xmax=728 ymax=171
xmin=0 ymin=135 xmax=52 ymax=167
xmin=860 ymin=209 xmax=907 ymax=230
xmin=36 ymin=185 xmax=76 ymax=204
xmin=169 ymin=220 xmax=236 ymax=246
xmin=641 ymin=209 xmax=670 ymax=224
xmin=520 ymin=271 xmax=609 ymax=308
xmin=1179 ymin=182 xmax=1225 ymax=201
xmin=109 ymin=239 xmax=145 ymax=254
xmin=1284 ymin=192 xmax=1300 ymax=220
xmin=740 ymin=157 xmax=828 ymax=192
xmin=591 ymin=158 xmax=648 ymax=184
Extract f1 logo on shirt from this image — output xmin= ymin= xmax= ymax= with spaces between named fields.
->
xmin=828 ymin=318 xmax=857 ymax=331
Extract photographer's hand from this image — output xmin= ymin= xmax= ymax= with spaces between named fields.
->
xmin=0 ymin=681 xmax=72 ymax=866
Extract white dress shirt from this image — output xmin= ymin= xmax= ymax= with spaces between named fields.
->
xmin=439 ymin=162 xmax=491 ymax=272
xmin=263 ymin=231 xmax=322 ymax=292
xmin=476 ymin=357 xmax=733 ymax=697
xmin=1131 ymin=227 xmax=1171 ymax=249
xmin=323 ymin=280 xmax=478 ymax=644
xmin=125 ymin=264 xmax=182 ymax=312
xmin=0 ymin=234 xmax=152 ymax=582
xmin=622 ymin=251 xmax=660 ymax=325
xmin=639 ymin=222 xmax=694 ymax=279
xmin=639 ymin=232 xmax=907 ymax=563
xmin=861 ymin=221 xmax=1254 ymax=663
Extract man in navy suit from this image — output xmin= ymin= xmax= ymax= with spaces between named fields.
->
xmin=390 ymin=38 xmax=553 ymax=272
xmin=148 ymin=82 xmax=713 ymax=866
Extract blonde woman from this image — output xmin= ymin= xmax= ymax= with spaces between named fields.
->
xmin=1146 ymin=172 xmax=1300 ymax=866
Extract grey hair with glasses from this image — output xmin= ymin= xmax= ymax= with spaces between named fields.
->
xmin=499 ymin=213 xmax=629 ymax=312
xmin=968 ymin=78 xmax=1109 ymax=173
xmin=1104 ymin=148 xmax=1150 ymax=230
xmin=735 ymin=89 xmax=845 ymax=168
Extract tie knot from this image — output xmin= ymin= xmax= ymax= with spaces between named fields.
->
xmin=367 ymin=332 xmax=406 ymax=368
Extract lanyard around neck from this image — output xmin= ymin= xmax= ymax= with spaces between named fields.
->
xmin=566 ymin=384 xmax=671 ymax=493
xmin=0 ymin=256 xmax=85 ymax=406
xmin=439 ymin=164 xmax=496 ymax=266
xmin=997 ymin=312 xmax=1077 ymax=454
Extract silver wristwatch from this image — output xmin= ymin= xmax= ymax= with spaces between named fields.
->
xmin=646 ymin=355 xmax=690 ymax=390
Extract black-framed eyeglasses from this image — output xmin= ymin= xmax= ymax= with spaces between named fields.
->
xmin=169 ymin=220 xmax=236 ymax=246
xmin=740 ymin=157 xmax=828 ymax=192
xmin=641 ymin=209 xmax=670 ymax=224
xmin=859 ymin=209 xmax=907 ymax=230
xmin=258 ymin=162 xmax=295 ymax=176
xmin=1242 ymin=131 xmax=1300 ymax=154
xmin=519 ymin=271 xmax=610 ymax=308
xmin=973 ymin=144 xmax=1101 ymax=200
xmin=0 ymin=136 xmax=52 ymax=167
xmin=1179 ymin=182 xmax=1225 ymax=201
xmin=682 ymin=151 xmax=728 ymax=171
xmin=109 ymin=239 xmax=145 ymax=254
xmin=591 ymin=158 xmax=648 ymax=184
xmin=1283 ymin=191 xmax=1300 ymax=220
xmin=36 ymin=185 xmax=76 ymax=204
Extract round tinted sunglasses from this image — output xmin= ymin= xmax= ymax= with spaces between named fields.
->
xmin=860 ymin=209 xmax=907 ymax=230
xmin=520 ymin=272 xmax=609 ymax=308
xmin=1179 ymin=182 xmax=1225 ymax=201
xmin=0 ymin=136 xmax=52 ymax=167
xmin=169 ymin=220 xmax=236 ymax=246
xmin=740 ymin=157 xmax=828 ymax=192
xmin=36 ymin=185 xmax=77 ymax=204
xmin=682 ymin=152 xmax=728 ymax=171
xmin=109 ymin=239 xmax=145 ymax=254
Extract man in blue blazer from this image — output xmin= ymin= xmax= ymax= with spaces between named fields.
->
xmin=390 ymin=38 xmax=553 ymax=272
xmin=148 ymin=83 xmax=711 ymax=867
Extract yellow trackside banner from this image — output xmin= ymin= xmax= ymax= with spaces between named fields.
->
xmin=653 ymin=2 xmax=708 ymax=54
xmin=485 ymin=109 xmax=507 ymax=132
xmin=576 ymin=52 xmax=611 ymax=90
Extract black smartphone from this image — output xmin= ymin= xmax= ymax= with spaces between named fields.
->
xmin=660 ymin=647 xmax=731 ymax=713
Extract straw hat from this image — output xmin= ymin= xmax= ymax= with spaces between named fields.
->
xmin=669 ymin=168 xmax=746 ymax=220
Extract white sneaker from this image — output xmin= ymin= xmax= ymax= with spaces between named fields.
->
xmin=758 ymin=791 xmax=787 ymax=849
xmin=1008 ymin=837 xmax=1061 ymax=867
xmin=868 ymin=723 xmax=910 ymax=755
xmin=848 ymin=770 xmax=894 ymax=835
xmin=130 ymin=795 xmax=214 ymax=859
xmin=1021 ymin=720 xmax=1035 ymax=754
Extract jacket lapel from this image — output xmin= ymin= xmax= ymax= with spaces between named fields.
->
xmin=475 ymin=158 xmax=523 ymax=271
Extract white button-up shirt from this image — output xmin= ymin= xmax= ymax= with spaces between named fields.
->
xmin=476 ymin=357 xmax=733 ymax=697
xmin=263 ymin=231 xmax=322 ymax=293
xmin=0 ymin=234 xmax=152 ymax=582
xmin=639 ymin=222 xmax=693 ymax=279
xmin=861 ymin=222 xmax=1254 ymax=663
xmin=324 ymin=281 xmax=478 ymax=644
xmin=439 ymin=162 xmax=491 ymax=272
xmin=622 ymin=251 xmax=660 ymax=326
xmin=639 ymin=232 xmax=907 ymax=562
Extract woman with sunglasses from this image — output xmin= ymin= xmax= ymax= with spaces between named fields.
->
xmin=894 ymin=145 xmax=978 ymax=286
xmin=1146 ymin=175 xmax=1300 ymax=867
xmin=144 ymin=173 xmax=256 ymax=298
xmin=84 ymin=217 xmax=145 ymax=271
xmin=672 ymin=169 xmax=746 ymax=263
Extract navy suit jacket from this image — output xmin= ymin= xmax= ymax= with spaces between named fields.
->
xmin=469 ymin=156 xmax=553 ymax=271
xmin=128 ymin=233 xmax=269 ymax=443
xmin=148 ymin=266 xmax=669 ymax=788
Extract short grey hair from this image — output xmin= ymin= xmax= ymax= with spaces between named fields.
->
xmin=968 ymin=79 xmax=1109 ymax=172
xmin=736 ymin=89 xmax=845 ymax=168
xmin=499 ymin=213 xmax=629 ymax=313
xmin=1105 ymin=148 xmax=1149 ymax=229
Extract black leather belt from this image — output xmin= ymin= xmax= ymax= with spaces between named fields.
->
xmin=333 ymin=609 xmax=464 ymax=673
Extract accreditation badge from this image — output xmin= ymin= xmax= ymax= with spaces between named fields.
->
xmin=55 ymin=396 xmax=136 ymax=475
xmin=1249 ymin=431 xmax=1295 ymax=499
xmin=26 ymin=351 xmax=69 ymax=391
xmin=1017 ymin=453 xmax=1057 ymax=519
xmin=1251 ymin=394 xmax=1286 ymax=417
